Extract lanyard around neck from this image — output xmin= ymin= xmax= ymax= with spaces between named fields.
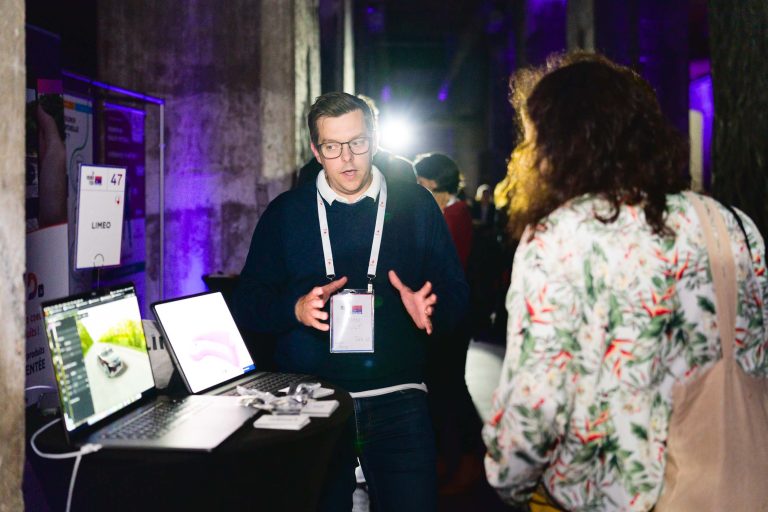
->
xmin=316 ymin=178 xmax=387 ymax=291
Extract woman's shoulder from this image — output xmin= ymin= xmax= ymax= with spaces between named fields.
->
xmin=669 ymin=192 xmax=763 ymax=245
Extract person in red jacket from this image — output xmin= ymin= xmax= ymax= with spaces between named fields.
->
xmin=414 ymin=153 xmax=473 ymax=270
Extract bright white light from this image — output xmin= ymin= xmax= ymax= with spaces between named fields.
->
xmin=379 ymin=117 xmax=415 ymax=152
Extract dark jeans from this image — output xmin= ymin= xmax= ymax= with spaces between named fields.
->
xmin=319 ymin=389 xmax=437 ymax=512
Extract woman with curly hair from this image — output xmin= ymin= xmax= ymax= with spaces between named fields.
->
xmin=483 ymin=54 xmax=768 ymax=510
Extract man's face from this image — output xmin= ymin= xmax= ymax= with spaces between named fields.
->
xmin=311 ymin=109 xmax=375 ymax=202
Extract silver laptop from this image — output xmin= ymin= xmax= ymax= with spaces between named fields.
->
xmin=42 ymin=284 xmax=257 ymax=451
xmin=151 ymin=291 xmax=311 ymax=396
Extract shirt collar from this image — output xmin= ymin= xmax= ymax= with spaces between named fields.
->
xmin=316 ymin=166 xmax=382 ymax=205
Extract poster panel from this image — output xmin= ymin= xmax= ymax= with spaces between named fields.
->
xmin=25 ymin=225 xmax=69 ymax=405
xmin=25 ymin=26 xmax=67 ymax=405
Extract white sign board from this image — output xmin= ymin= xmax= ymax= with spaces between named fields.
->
xmin=75 ymin=164 xmax=127 ymax=269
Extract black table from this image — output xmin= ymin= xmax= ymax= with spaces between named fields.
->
xmin=25 ymin=384 xmax=352 ymax=511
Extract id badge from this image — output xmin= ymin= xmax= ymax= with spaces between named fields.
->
xmin=330 ymin=289 xmax=374 ymax=353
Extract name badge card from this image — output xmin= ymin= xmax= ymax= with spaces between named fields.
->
xmin=330 ymin=290 xmax=374 ymax=353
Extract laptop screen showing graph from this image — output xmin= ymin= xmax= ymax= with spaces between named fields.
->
xmin=42 ymin=284 xmax=155 ymax=435
xmin=151 ymin=292 xmax=256 ymax=394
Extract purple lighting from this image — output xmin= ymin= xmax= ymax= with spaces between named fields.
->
xmin=62 ymin=70 xmax=164 ymax=105
xmin=365 ymin=5 xmax=385 ymax=33
xmin=438 ymin=84 xmax=449 ymax=102
xmin=380 ymin=85 xmax=392 ymax=103
xmin=103 ymin=101 xmax=146 ymax=116
xmin=689 ymin=70 xmax=714 ymax=191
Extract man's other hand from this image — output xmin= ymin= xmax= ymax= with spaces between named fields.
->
xmin=295 ymin=277 xmax=348 ymax=331
xmin=388 ymin=270 xmax=437 ymax=335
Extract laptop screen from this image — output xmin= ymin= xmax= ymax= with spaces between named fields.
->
xmin=152 ymin=292 xmax=256 ymax=393
xmin=42 ymin=284 xmax=155 ymax=434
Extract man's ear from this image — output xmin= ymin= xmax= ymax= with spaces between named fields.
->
xmin=310 ymin=142 xmax=322 ymax=162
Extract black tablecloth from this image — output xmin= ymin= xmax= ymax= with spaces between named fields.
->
xmin=25 ymin=384 xmax=352 ymax=512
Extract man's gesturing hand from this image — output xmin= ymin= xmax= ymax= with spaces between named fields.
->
xmin=388 ymin=270 xmax=437 ymax=335
xmin=295 ymin=276 xmax=348 ymax=331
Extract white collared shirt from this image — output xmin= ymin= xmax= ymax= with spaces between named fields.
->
xmin=316 ymin=166 xmax=382 ymax=204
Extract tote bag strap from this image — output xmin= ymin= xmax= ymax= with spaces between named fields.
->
xmin=685 ymin=192 xmax=737 ymax=359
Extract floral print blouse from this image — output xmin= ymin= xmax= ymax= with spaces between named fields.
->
xmin=483 ymin=193 xmax=768 ymax=511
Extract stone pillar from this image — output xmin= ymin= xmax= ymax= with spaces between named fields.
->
xmin=567 ymin=0 xmax=595 ymax=51
xmin=708 ymin=0 xmax=768 ymax=236
xmin=341 ymin=0 xmax=354 ymax=93
xmin=0 ymin=1 xmax=26 ymax=510
xmin=98 ymin=0 xmax=320 ymax=301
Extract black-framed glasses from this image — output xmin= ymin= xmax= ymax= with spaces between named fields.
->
xmin=318 ymin=137 xmax=371 ymax=159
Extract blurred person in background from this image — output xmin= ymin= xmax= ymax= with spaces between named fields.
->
xmin=415 ymin=153 xmax=473 ymax=269
xmin=471 ymin=183 xmax=496 ymax=228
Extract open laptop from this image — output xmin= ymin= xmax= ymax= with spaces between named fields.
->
xmin=151 ymin=291 xmax=311 ymax=396
xmin=41 ymin=284 xmax=257 ymax=451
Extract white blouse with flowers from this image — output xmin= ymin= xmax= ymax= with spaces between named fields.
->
xmin=483 ymin=192 xmax=768 ymax=511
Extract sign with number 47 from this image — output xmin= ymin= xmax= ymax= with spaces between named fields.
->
xmin=75 ymin=163 xmax=127 ymax=269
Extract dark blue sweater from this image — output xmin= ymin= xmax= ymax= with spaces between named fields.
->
xmin=232 ymin=179 xmax=469 ymax=392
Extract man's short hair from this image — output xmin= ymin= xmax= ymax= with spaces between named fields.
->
xmin=308 ymin=92 xmax=375 ymax=147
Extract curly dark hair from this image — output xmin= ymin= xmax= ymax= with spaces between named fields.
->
xmin=510 ymin=53 xmax=689 ymax=238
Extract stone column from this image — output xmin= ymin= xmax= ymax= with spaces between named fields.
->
xmin=567 ymin=0 xmax=594 ymax=51
xmin=98 ymin=0 xmax=320 ymax=302
xmin=709 ymin=0 xmax=768 ymax=236
xmin=0 ymin=1 xmax=26 ymax=510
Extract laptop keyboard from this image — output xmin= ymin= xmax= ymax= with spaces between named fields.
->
xmin=221 ymin=373 xmax=313 ymax=396
xmin=100 ymin=399 xmax=204 ymax=440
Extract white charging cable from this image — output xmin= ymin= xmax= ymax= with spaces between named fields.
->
xmin=26 ymin=385 xmax=58 ymax=392
xmin=30 ymin=417 xmax=102 ymax=512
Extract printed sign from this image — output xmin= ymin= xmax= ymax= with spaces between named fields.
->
xmin=75 ymin=164 xmax=127 ymax=269
xmin=25 ymin=224 xmax=69 ymax=405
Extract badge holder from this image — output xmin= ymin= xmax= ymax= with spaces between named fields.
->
xmin=330 ymin=289 xmax=375 ymax=353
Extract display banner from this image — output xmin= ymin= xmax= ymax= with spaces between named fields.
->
xmin=25 ymin=27 xmax=66 ymax=234
xmin=25 ymin=225 xmax=69 ymax=405
xmin=75 ymin=164 xmax=127 ymax=269
xmin=25 ymin=25 xmax=67 ymax=405
xmin=97 ymin=102 xmax=148 ymax=315
xmin=65 ymin=94 xmax=94 ymax=292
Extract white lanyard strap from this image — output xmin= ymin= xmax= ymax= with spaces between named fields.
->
xmin=316 ymin=178 xmax=387 ymax=286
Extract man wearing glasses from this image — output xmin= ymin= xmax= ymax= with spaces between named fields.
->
xmin=295 ymin=93 xmax=417 ymax=187
xmin=233 ymin=92 xmax=468 ymax=511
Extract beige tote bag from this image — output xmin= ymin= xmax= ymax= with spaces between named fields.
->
xmin=656 ymin=193 xmax=768 ymax=511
